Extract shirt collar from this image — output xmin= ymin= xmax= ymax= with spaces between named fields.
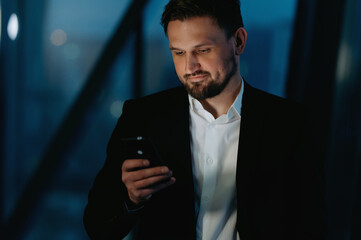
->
xmin=188 ymin=77 xmax=244 ymax=121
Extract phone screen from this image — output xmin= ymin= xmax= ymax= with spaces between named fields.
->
xmin=120 ymin=136 xmax=164 ymax=167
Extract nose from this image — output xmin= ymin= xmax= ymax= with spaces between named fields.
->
xmin=185 ymin=53 xmax=201 ymax=74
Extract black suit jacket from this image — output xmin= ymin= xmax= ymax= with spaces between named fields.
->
xmin=84 ymin=82 xmax=325 ymax=239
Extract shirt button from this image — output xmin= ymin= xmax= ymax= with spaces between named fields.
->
xmin=206 ymin=157 xmax=213 ymax=165
xmin=203 ymin=196 xmax=209 ymax=202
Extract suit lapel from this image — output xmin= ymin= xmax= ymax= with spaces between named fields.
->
xmin=169 ymin=88 xmax=193 ymax=186
xmin=168 ymin=88 xmax=197 ymax=238
xmin=236 ymin=82 xmax=265 ymax=239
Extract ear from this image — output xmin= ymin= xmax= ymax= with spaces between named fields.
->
xmin=234 ymin=27 xmax=247 ymax=55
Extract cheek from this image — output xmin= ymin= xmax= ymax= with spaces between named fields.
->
xmin=204 ymin=58 xmax=223 ymax=75
xmin=173 ymin=59 xmax=185 ymax=76
xmin=218 ymin=52 xmax=235 ymax=73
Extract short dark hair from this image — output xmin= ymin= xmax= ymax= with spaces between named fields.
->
xmin=161 ymin=0 xmax=244 ymax=38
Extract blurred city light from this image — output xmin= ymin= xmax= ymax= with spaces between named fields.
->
xmin=336 ymin=43 xmax=351 ymax=83
xmin=50 ymin=29 xmax=67 ymax=46
xmin=7 ymin=13 xmax=19 ymax=41
xmin=110 ymin=100 xmax=123 ymax=118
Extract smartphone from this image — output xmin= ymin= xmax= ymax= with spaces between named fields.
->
xmin=120 ymin=136 xmax=164 ymax=167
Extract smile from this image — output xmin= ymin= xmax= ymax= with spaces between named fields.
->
xmin=188 ymin=74 xmax=209 ymax=83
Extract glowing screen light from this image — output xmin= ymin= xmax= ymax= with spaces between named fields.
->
xmin=7 ymin=13 xmax=19 ymax=41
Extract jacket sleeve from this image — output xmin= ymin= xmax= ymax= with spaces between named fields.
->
xmin=83 ymin=100 xmax=145 ymax=239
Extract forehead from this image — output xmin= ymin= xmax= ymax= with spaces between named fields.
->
xmin=167 ymin=16 xmax=228 ymax=48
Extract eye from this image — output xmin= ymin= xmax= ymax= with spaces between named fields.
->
xmin=174 ymin=50 xmax=185 ymax=56
xmin=197 ymin=48 xmax=210 ymax=54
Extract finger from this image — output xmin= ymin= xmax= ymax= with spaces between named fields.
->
xmin=133 ymin=172 xmax=174 ymax=189
xmin=123 ymin=166 xmax=172 ymax=182
xmin=132 ymin=177 xmax=176 ymax=200
xmin=122 ymin=159 xmax=149 ymax=171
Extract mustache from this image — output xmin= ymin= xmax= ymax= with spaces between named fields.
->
xmin=183 ymin=70 xmax=210 ymax=80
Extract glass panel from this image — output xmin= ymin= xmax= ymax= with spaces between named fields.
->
xmin=24 ymin=34 xmax=136 ymax=239
xmin=327 ymin=0 xmax=361 ymax=238
xmin=2 ymin=0 xmax=131 ymax=238
xmin=241 ymin=0 xmax=297 ymax=97
xmin=143 ymin=0 xmax=180 ymax=96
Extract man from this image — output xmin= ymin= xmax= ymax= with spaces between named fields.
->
xmin=83 ymin=0 xmax=325 ymax=239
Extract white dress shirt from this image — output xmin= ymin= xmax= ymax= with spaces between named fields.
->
xmin=189 ymin=80 xmax=244 ymax=240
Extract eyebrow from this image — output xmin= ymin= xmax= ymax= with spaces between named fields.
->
xmin=169 ymin=43 xmax=214 ymax=51
xmin=169 ymin=46 xmax=181 ymax=51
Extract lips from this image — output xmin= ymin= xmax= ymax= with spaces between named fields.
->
xmin=187 ymin=74 xmax=209 ymax=83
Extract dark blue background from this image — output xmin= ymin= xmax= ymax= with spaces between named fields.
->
xmin=1 ymin=0 xmax=360 ymax=239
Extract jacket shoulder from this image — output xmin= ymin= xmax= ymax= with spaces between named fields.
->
xmin=124 ymin=86 xmax=187 ymax=112
xmin=244 ymin=83 xmax=304 ymax=118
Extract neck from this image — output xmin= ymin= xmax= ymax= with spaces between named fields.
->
xmin=199 ymin=76 xmax=242 ymax=119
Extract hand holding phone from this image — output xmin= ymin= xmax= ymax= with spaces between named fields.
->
xmin=120 ymin=136 xmax=176 ymax=205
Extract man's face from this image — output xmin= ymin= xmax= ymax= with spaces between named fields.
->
xmin=167 ymin=17 xmax=239 ymax=100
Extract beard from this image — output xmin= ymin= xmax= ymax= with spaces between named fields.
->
xmin=181 ymin=55 xmax=238 ymax=100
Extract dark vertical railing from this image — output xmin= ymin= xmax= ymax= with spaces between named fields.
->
xmin=0 ymin=0 xmax=20 ymax=226
xmin=1 ymin=0 xmax=149 ymax=239
xmin=16 ymin=0 xmax=26 ymax=197
xmin=287 ymin=0 xmax=361 ymax=239
xmin=0 ymin=63 xmax=3 ymax=227
xmin=0 ymin=1 xmax=5 ymax=226
xmin=286 ymin=0 xmax=317 ymax=103
xmin=134 ymin=13 xmax=144 ymax=98
xmin=329 ymin=0 xmax=361 ymax=239
xmin=352 ymin=161 xmax=361 ymax=239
